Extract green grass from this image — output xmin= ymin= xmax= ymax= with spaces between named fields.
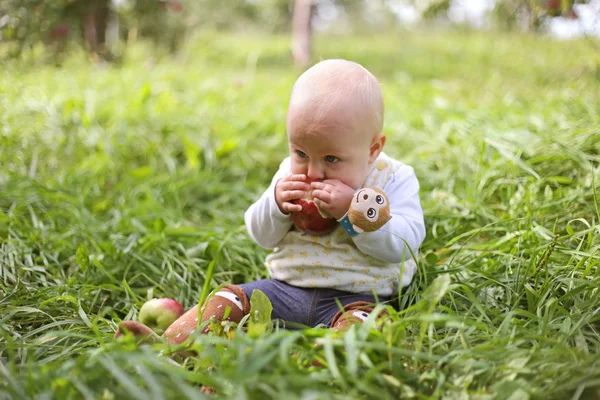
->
xmin=1 ymin=30 xmax=599 ymax=399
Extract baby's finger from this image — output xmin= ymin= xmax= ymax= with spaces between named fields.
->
xmin=281 ymin=180 xmax=310 ymax=191
xmin=282 ymin=202 xmax=303 ymax=213
xmin=313 ymin=198 xmax=330 ymax=211
xmin=322 ymin=179 xmax=343 ymax=186
xmin=310 ymin=181 xmax=328 ymax=191
xmin=311 ymin=189 xmax=332 ymax=203
xmin=280 ymin=190 xmax=308 ymax=202
xmin=285 ymin=174 xmax=307 ymax=182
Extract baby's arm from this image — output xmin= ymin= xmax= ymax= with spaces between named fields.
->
xmin=244 ymin=158 xmax=295 ymax=249
xmin=351 ymin=165 xmax=426 ymax=263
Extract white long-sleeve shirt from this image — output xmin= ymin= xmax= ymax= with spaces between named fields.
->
xmin=244 ymin=152 xmax=426 ymax=296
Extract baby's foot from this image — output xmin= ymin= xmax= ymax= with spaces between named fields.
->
xmin=114 ymin=321 xmax=162 ymax=344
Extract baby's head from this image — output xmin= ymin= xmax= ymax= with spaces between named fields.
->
xmin=286 ymin=59 xmax=386 ymax=190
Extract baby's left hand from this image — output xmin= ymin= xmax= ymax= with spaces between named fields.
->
xmin=310 ymin=180 xmax=356 ymax=220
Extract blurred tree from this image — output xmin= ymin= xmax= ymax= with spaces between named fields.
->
xmin=117 ymin=0 xmax=186 ymax=53
xmin=1 ymin=0 xmax=595 ymax=62
xmin=289 ymin=0 xmax=451 ymax=68
xmin=407 ymin=0 xmax=451 ymax=19
xmin=82 ymin=0 xmax=111 ymax=54
xmin=0 ymin=0 xmax=113 ymax=57
xmin=178 ymin=0 xmax=292 ymax=32
xmin=0 ymin=0 xmax=297 ymax=59
xmin=492 ymin=0 xmax=585 ymax=31
xmin=292 ymin=0 xmax=313 ymax=67
xmin=0 ymin=0 xmax=187 ymax=58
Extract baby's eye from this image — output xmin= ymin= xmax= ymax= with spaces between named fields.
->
xmin=324 ymin=155 xmax=339 ymax=163
xmin=296 ymin=150 xmax=308 ymax=158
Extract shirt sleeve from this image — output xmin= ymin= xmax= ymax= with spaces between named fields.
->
xmin=244 ymin=158 xmax=294 ymax=249
xmin=351 ymin=165 xmax=426 ymax=264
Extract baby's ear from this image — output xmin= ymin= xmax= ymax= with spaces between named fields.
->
xmin=369 ymin=133 xmax=386 ymax=163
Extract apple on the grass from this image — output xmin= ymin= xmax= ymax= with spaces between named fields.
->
xmin=138 ymin=298 xmax=184 ymax=334
xmin=290 ymin=186 xmax=338 ymax=236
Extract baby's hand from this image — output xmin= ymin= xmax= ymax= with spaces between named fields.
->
xmin=310 ymin=180 xmax=355 ymax=220
xmin=275 ymin=174 xmax=310 ymax=214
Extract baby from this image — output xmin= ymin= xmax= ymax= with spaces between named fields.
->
xmin=116 ymin=59 xmax=425 ymax=343
xmin=238 ymin=59 xmax=425 ymax=330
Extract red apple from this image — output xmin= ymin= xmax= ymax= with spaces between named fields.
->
xmin=291 ymin=195 xmax=337 ymax=236
xmin=138 ymin=298 xmax=184 ymax=335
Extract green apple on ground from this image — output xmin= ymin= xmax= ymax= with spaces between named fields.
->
xmin=138 ymin=298 xmax=185 ymax=334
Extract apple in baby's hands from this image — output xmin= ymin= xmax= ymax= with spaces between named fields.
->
xmin=138 ymin=298 xmax=184 ymax=334
xmin=290 ymin=185 xmax=337 ymax=236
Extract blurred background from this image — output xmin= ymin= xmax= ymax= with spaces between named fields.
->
xmin=1 ymin=0 xmax=599 ymax=64
xmin=0 ymin=0 xmax=598 ymax=280
xmin=1 ymin=4 xmax=599 ymax=397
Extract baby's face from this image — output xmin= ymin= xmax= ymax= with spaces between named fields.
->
xmin=287 ymin=111 xmax=375 ymax=190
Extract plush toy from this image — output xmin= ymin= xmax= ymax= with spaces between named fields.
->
xmin=346 ymin=186 xmax=391 ymax=233
xmin=330 ymin=301 xmax=389 ymax=332
xmin=115 ymin=285 xmax=250 ymax=346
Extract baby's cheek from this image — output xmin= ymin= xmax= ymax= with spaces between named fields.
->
xmin=344 ymin=173 xmax=367 ymax=191
xmin=289 ymin=161 xmax=306 ymax=175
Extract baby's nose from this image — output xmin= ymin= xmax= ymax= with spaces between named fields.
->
xmin=307 ymin=164 xmax=324 ymax=181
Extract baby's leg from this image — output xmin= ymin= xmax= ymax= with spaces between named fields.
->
xmin=313 ymin=289 xmax=391 ymax=331
xmin=238 ymin=279 xmax=316 ymax=328
xmin=329 ymin=301 xmax=386 ymax=332
xmin=303 ymin=294 xmax=390 ymax=368
xmin=162 ymin=284 xmax=250 ymax=345
xmin=163 ymin=279 xmax=316 ymax=344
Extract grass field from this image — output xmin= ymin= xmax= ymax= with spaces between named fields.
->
xmin=1 ymin=31 xmax=600 ymax=399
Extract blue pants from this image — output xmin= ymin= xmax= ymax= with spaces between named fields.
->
xmin=238 ymin=279 xmax=391 ymax=328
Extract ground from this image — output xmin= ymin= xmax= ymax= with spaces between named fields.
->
xmin=0 ymin=31 xmax=599 ymax=399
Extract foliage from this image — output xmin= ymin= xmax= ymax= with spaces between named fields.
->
xmin=491 ymin=0 xmax=588 ymax=31
xmin=0 ymin=0 xmax=80 ymax=54
xmin=0 ymin=0 xmax=293 ymax=58
xmin=1 ymin=31 xmax=600 ymax=398
xmin=4 ymin=0 xmax=598 ymax=61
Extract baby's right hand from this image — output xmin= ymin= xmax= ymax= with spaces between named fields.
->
xmin=275 ymin=174 xmax=310 ymax=214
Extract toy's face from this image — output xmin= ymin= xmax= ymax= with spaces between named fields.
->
xmin=348 ymin=186 xmax=391 ymax=233
xmin=351 ymin=310 xmax=370 ymax=322
xmin=351 ymin=187 xmax=388 ymax=223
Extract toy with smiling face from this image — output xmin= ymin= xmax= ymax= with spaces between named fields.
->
xmin=347 ymin=186 xmax=391 ymax=233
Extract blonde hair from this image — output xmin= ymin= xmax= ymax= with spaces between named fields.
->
xmin=287 ymin=59 xmax=384 ymax=138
